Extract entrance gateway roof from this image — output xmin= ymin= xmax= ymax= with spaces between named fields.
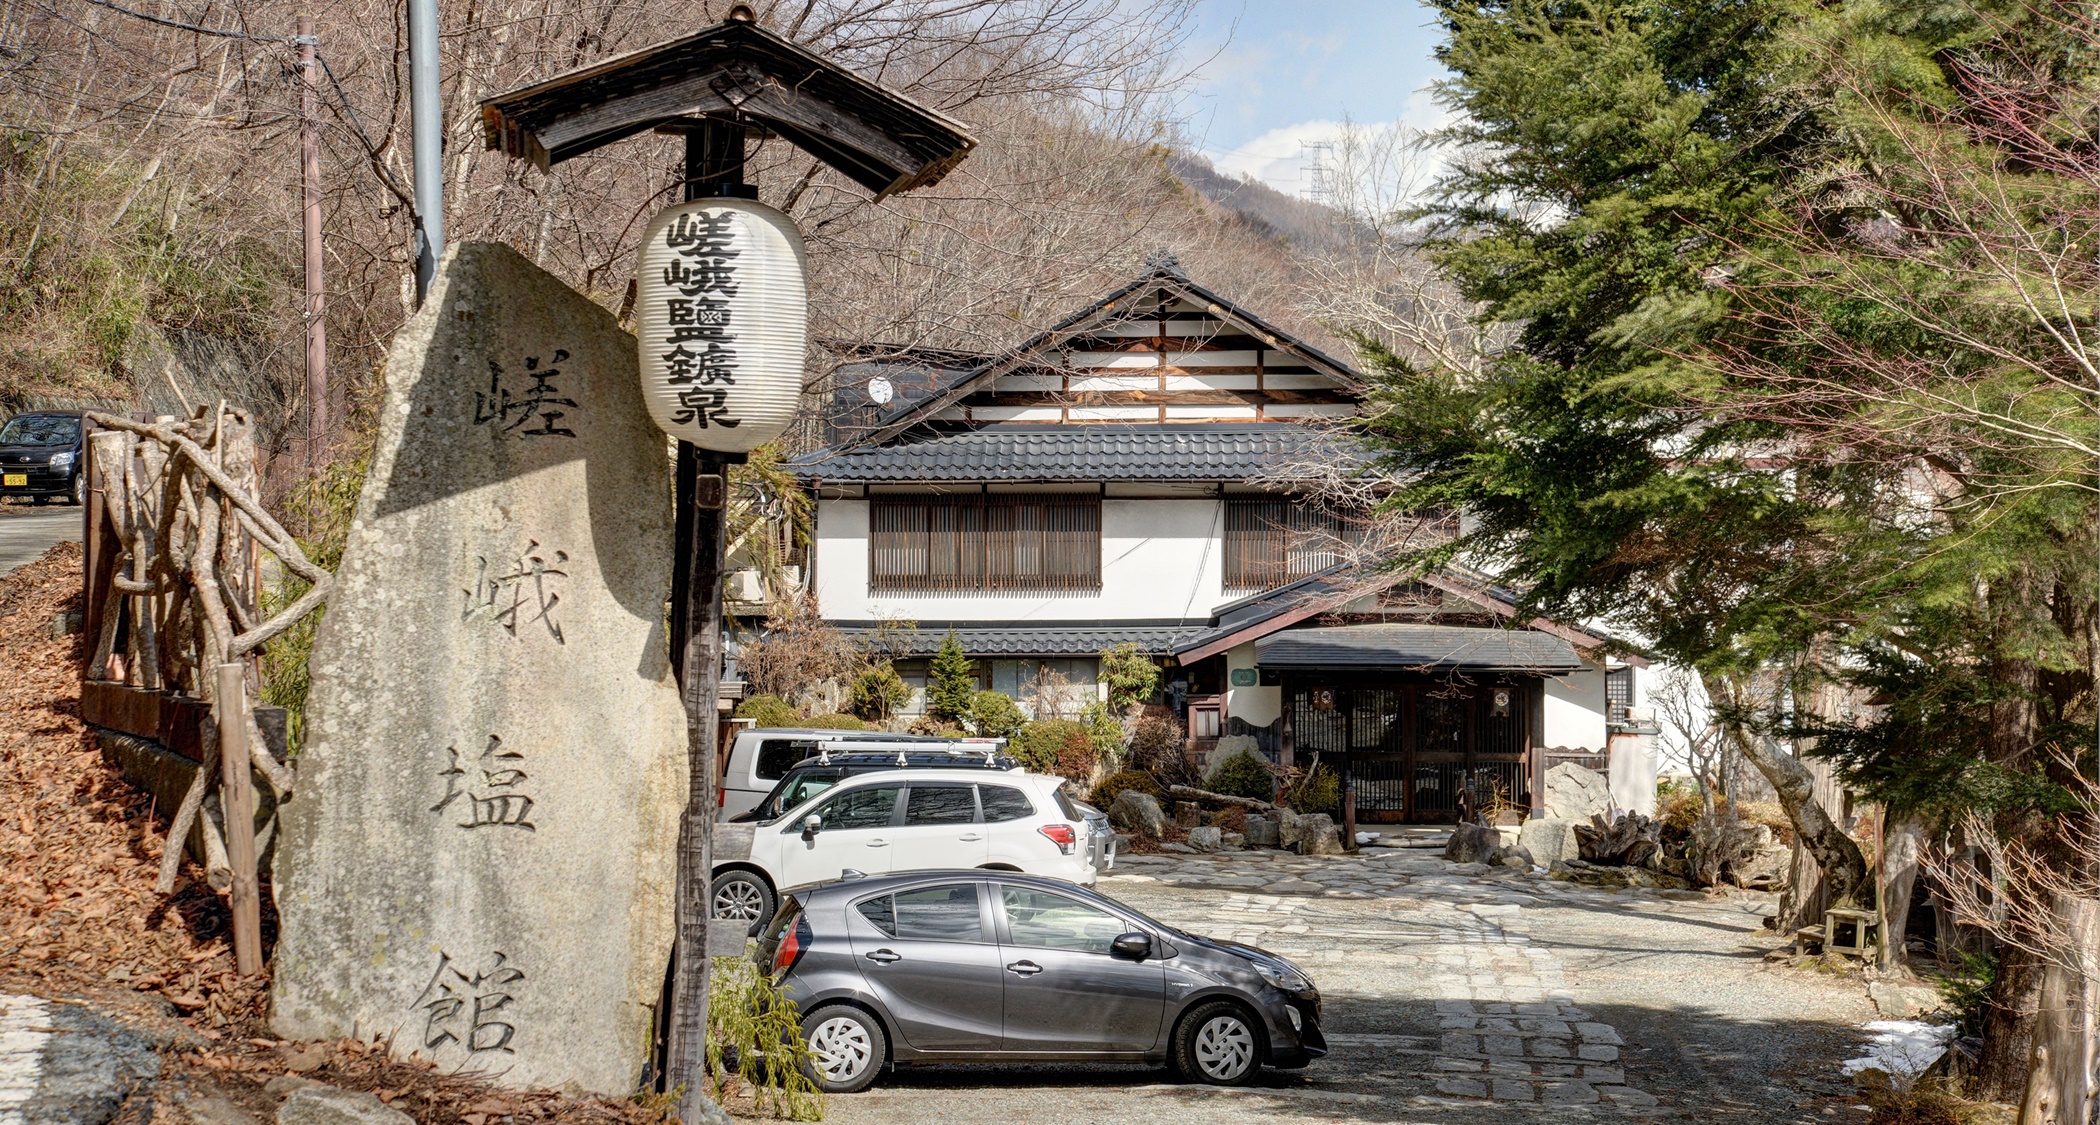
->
xmin=1255 ymin=624 xmax=1585 ymax=673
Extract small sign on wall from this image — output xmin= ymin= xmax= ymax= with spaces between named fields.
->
xmin=1230 ymin=668 xmax=1259 ymax=687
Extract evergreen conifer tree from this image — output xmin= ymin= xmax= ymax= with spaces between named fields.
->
xmin=927 ymin=631 xmax=976 ymax=723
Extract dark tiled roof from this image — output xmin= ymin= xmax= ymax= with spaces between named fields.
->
xmin=1255 ymin=624 xmax=1584 ymax=672
xmin=792 ymin=422 xmax=1348 ymax=483
xmin=832 ymin=621 xmax=1205 ymax=657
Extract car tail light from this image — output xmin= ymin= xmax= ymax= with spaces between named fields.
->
xmin=717 ymin=786 xmax=727 ymax=808
xmin=772 ymin=916 xmax=811 ymax=978
xmin=1038 ymin=824 xmax=1077 ymax=854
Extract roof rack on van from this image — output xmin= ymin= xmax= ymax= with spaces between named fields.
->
xmin=814 ymin=740 xmax=1008 ymax=767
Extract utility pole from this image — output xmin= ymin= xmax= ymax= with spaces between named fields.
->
xmin=407 ymin=0 xmax=443 ymax=306
xmin=297 ymin=17 xmax=327 ymax=467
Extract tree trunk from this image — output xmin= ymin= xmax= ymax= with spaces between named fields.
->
xmin=1707 ymin=672 xmax=1871 ymax=929
xmin=1879 ymin=815 xmax=1926 ymax=970
xmin=1983 ymin=946 xmax=2048 ymax=1102
xmin=2016 ymin=893 xmax=2098 ymax=1125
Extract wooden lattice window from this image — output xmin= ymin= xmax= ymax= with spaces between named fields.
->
xmin=1223 ymin=497 xmax=1358 ymax=592
xmin=870 ymin=494 xmax=1101 ymax=593
xmin=1605 ymin=667 xmax=1633 ymax=724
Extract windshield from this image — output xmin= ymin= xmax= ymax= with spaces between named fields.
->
xmin=756 ymin=770 xmax=845 ymax=822
xmin=0 ymin=416 xmax=79 ymax=447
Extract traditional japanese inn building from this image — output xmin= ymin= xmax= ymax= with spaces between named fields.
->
xmin=782 ymin=252 xmax=1658 ymax=820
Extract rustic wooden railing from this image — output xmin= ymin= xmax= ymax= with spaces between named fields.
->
xmin=78 ymin=406 xmax=333 ymax=974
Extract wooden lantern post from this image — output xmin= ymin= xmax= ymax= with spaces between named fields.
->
xmin=478 ymin=14 xmax=973 ymax=1119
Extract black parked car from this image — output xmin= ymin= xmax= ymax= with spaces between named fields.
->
xmin=0 ymin=412 xmax=86 ymax=505
xmin=756 ymin=870 xmax=1324 ymax=1093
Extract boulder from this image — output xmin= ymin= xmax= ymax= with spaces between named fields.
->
xmin=270 ymin=244 xmax=689 ymax=1092
xmin=1277 ymin=809 xmax=1307 ymax=848
xmin=1244 ymin=814 xmax=1278 ymax=848
xmin=1221 ymin=831 xmax=1246 ymax=849
xmin=1868 ymin=980 xmax=1945 ymax=1019
xmin=1491 ymin=845 xmax=1537 ymax=868
xmin=1737 ymin=844 xmax=1793 ymax=890
xmin=1300 ymin=814 xmax=1345 ymax=856
xmin=1518 ymin=817 xmax=1583 ymax=867
xmin=276 ymin=1086 xmax=415 ymax=1125
xmin=1544 ymin=762 xmax=1612 ymax=821
xmin=1187 ymin=826 xmax=1224 ymax=852
xmin=1444 ymin=822 xmax=1501 ymax=865
xmin=1203 ymin=735 xmax=1261 ymax=778
xmin=1108 ymin=791 xmax=1168 ymax=836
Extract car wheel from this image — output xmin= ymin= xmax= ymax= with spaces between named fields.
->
xmin=69 ymin=473 xmax=83 ymax=506
xmin=801 ymin=1004 xmax=885 ymax=1094
xmin=709 ymin=869 xmax=774 ymax=924
xmin=1173 ymin=1001 xmax=1261 ymax=1086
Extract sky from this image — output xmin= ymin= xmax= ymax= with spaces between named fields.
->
xmin=1178 ymin=0 xmax=1450 ymax=199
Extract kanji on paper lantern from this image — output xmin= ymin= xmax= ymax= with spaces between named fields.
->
xmin=635 ymin=198 xmax=808 ymax=452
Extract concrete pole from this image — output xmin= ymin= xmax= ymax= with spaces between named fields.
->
xmin=407 ymin=0 xmax=443 ymax=305
xmin=298 ymin=17 xmax=327 ymax=466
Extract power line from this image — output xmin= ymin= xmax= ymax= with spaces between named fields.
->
xmin=82 ymin=0 xmax=290 ymax=43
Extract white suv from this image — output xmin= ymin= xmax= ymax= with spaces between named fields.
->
xmin=710 ymin=769 xmax=1100 ymax=924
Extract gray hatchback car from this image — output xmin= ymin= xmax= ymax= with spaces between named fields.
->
xmin=755 ymin=870 xmax=1325 ymax=1092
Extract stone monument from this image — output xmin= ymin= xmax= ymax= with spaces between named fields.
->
xmin=272 ymin=243 xmax=688 ymax=1093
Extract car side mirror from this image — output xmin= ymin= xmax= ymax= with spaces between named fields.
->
xmin=802 ymin=814 xmax=823 ymax=839
xmin=1110 ymin=932 xmax=1152 ymax=961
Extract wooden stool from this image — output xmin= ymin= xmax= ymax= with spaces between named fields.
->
xmin=1823 ymin=908 xmax=1880 ymax=958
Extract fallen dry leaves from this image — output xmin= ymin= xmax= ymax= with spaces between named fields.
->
xmin=1 ymin=544 xmax=688 ymax=1123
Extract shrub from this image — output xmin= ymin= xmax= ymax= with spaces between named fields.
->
xmin=1092 ymin=769 xmax=1162 ymax=809
xmin=1098 ymin=642 xmax=1161 ymax=712
xmin=1286 ymin=762 xmax=1341 ymax=815
xmin=1055 ymin=725 xmax=1097 ymax=787
xmin=928 ymin=631 xmax=976 ymax=722
xmin=1013 ymin=718 xmax=1087 ymax=773
xmin=1080 ymin=700 xmax=1125 ymax=764
xmin=1204 ymin=750 xmax=1276 ymax=801
xmin=848 ymin=661 xmax=910 ymax=720
xmin=734 ymin=693 xmax=800 ymax=728
xmin=1127 ymin=713 xmax=1191 ymax=785
xmin=707 ymin=955 xmax=824 ymax=1120
xmin=907 ymin=714 xmax=963 ymax=737
xmin=1210 ymin=805 xmax=1249 ymax=834
xmin=803 ymin=712 xmax=866 ymax=730
xmin=966 ymin=690 xmax=1026 ymax=739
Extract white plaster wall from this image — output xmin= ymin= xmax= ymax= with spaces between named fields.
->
xmin=813 ymin=496 xmax=1226 ymax=623
xmin=1224 ymin=640 xmax=1280 ymax=727
xmin=1542 ymin=664 xmax=1608 ymax=750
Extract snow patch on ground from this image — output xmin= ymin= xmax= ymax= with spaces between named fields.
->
xmin=1842 ymin=1019 xmax=1956 ymax=1079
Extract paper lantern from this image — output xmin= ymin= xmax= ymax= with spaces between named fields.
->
xmin=635 ymin=198 xmax=808 ymax=452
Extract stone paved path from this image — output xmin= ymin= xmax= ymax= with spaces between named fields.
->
xmin=0 ymin=995 xmax=51 ymax=1125
xmin=817 ymin=846 xmax=1875 ymax=1124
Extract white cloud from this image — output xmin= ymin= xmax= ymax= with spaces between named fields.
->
xmin=1203 ymin=118 xmax=1366 ymax=199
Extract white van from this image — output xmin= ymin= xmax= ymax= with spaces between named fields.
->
xmin=719 ymin=728 xmax=972 ymax=820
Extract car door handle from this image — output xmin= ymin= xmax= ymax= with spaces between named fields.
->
xmin=865 ymin=838 xmax=888 ymax=847
xmin=865 ymin=949 xmax=902 ymax=964
xmin=957 ymin=833 xmax=984 ymax=842
xmin=1005 ymin=960 xmax=1043 ymax=976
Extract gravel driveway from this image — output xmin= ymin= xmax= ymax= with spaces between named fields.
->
xmin=813 ymin=848 xmax=1875 ymax=1124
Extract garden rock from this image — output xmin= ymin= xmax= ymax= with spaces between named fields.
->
xmin=1244 ymin=814 xmax=1278 ymax=848
xmin=1549 ymin=859 xmax=1690 ymax=891
xmin=1518 ymin=816 xmax=1583 ymax=866
xmin=1300 ymin=813 xmax=1345 ymax=856
xmin=1277 ymin=809 xmax=1306 ymax=848
xmin=3 ymin=995 xmax=163 ymax=1125
xmin=1868 ymin=980 xmax=1944 ymax=1019
xmin=1544 ymin=762 xmax=1612 ymax=820
xmin=1203 ymin=735 xmax=1261 ymax=777
xmin=1491 ymin=844 xmax=1537 ymax=868
xmin=271 ymin=243 xmax=688 ymax=1092
xmin=1173 ymin=802 xmax=1203 ymax=829
xmin=1221 ymin=831 xmax=1245 ymax=849
xmin=1187 ymin=826 xmax=1224 ymax=852
xmin=1108 ymin=791 xmax=1168 ymax=836
xmin=276 ymin=1085 xmax=415 ymax=1125
xmin=1444 ymin=822 xmax=1500 ymax=865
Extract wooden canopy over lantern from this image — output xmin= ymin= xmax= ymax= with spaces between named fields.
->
xmin=479 ymin=5 xmax=976 ymax=199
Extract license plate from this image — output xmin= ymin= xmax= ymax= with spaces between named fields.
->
xmin=2 ymin=474 xmax=24 ymax=487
